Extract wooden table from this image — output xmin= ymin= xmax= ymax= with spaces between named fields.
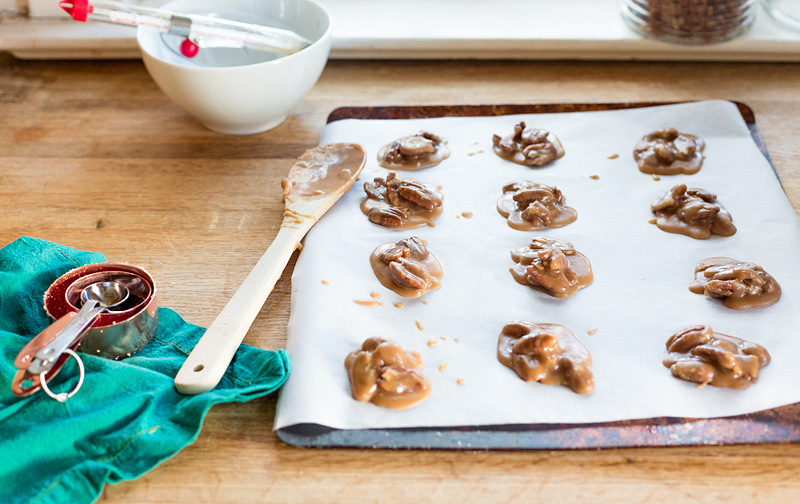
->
xmin=2 ymin=53 xmax=800 ymax=502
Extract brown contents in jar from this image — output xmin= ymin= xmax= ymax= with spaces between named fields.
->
xmin=627 ymin=0 xmax=754 ymax=45
xmin=361 ymin=172 xmax=443 ymax=229
xmin=663 ymin=325 xmax=770 ymax=389
xmin=651 ymin=184 xmax=736 ymax=239
xmin=497 ymin=181 xmax=577 ymax=231
xmin=370 ymin=236 xmax=443 ymax=298
xmin=689 ymin=257 xmax=781 ymax=310
xmin=492 ymin=121 xmax=565 ymax=167
xmin=344 ymin=337 xmax=431 ymax=409
xmin=497 ymin=321 xmax=594 ymax=394
xmin=377 ymin=131 xmax=450 ymax=170
xmin=633 ymin=128 xmax=705 ymax=175
xmin=509 ymin=237 xmax=593 ymax=299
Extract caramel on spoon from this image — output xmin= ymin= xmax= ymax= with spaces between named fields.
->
xmin=174 ymin=143 xmax=367 ymax=394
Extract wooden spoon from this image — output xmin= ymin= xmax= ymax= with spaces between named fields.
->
xmin=174 ymin=143 xmax=367 ymax=394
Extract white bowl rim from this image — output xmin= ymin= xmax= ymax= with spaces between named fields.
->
xmin=136 ymin=0 xmax=332 ymax=72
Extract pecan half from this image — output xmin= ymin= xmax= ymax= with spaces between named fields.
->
xmin=377 ymin=242 xmax=411 ymax=263
xmin=704 ymin=279 xmax=747 ymax=298
xmin=652 ymin=127 xmax=679 ymax=141
xmin=559 ymin=358 xmax=594 ymax=395
xmin=520 ymin=200 xmax=552 ymax=225
xmin=522 ymin=142 xmax=557 ymax=166
xmin=520 ymin=127 xmax=550 ymax=145
xmin=666 ymin=325 xmax=713 ymax=353
xmin=493 ymin=134 xmax=516 ymax=155
xmin=691 ymin=344 xmax=738 ymax=371
xmin=537 ymin=246 xmax=567 ymax=272
xmin=396 ymin=180 xmax=443 ymax=210
xmin=385 ymin=172 xmax=402 ymax=206
xmin=502 ymin=322 xmax=533 ymax=338
xmin=654 ymin=142 xmax=676 ymax=163
xmin=512 ymin=121 xmax=526 ymax=142
xmin=397 ymin=135 xmax=436 ymax=157
xmin=529 ymin=236 xmax=575 ymax=255
xmin=670 ymin=360 xmax=715 ymax=386
xmin=363 ymin=178 xmax=387 ymax=200
xmin=651 ymin=183 xmax=686 ymax=212
xmin=677 ymin=198 xmax=719 ymax=223
xmin=389 ymin=259 xmax=432 ymax=290
xmin=514 ymin=185 xmax=559 ymax=205
xmin=686 ymin=187 xmax=716 ymax=202
xmin=512 ymin=333 xmax=560 ymax=356
xmin=368 ymin=206 xmax=409 ymax=227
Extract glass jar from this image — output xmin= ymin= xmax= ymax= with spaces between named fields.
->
xmin=762 ymin=0 xmax=800 ymax=32
xmin=621 ymin=0 xmax=757 ymax=44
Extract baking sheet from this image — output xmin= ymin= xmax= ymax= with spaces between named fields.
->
xmin=274 ymin=100 xmax=800 ymax=441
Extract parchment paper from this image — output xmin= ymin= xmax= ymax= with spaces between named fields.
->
xmin=274 ymin=100 xmax=800 ymax=431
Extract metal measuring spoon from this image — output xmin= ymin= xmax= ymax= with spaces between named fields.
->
xmin=27 ymin=281 xmax=130 ymax=377
xmin=80 ymin=281 xmax=130 ymax=310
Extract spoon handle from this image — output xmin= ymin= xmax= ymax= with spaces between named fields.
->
xmin=174 ymin=221 xmax=312 ymax=394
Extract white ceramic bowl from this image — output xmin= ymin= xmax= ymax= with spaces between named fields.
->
xmin=137 ymin=0 xmax=331 ymax=135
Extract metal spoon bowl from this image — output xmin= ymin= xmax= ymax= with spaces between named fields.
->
xmin=80 ymin=281 xmax=130 ymax=310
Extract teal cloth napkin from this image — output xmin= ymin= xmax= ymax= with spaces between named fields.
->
xmin=0 ymin=237 xmax=290 ymax=504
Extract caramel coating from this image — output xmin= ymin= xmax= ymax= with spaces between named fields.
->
xmin=509 ymin=237 xmax=593 ymax=299
xmin=345 ymin=337 xmax=431 ymax=409
xmin=663 ymin=325 xmax=770 ymax=389
xmin=633 ymin=128 xmax=705 ymax=175
xmin=361 ymin=172 xmax=443 ymax=229
xmin=497 ymin=321 xmax=594 ymax=394
xmin=370 ymin=237 xmax=443 ymax=298
xmin=651 ymin=184 xmax=736 ymax=239
xmin=497 ymin=181 xmax=577 ymax=231
xmin=281 ymin=143 xmax=366 ymax=203
xmin=689 ymin=257 xmax=781 ymax=310
xmin=377 ymin=131 xmax=450 ymax=170
xmin=492 ymin=122 xmax=565 ymax=167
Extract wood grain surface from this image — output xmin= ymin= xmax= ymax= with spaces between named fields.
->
xmin=2 ymin=52 xmax=800 ymax=503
